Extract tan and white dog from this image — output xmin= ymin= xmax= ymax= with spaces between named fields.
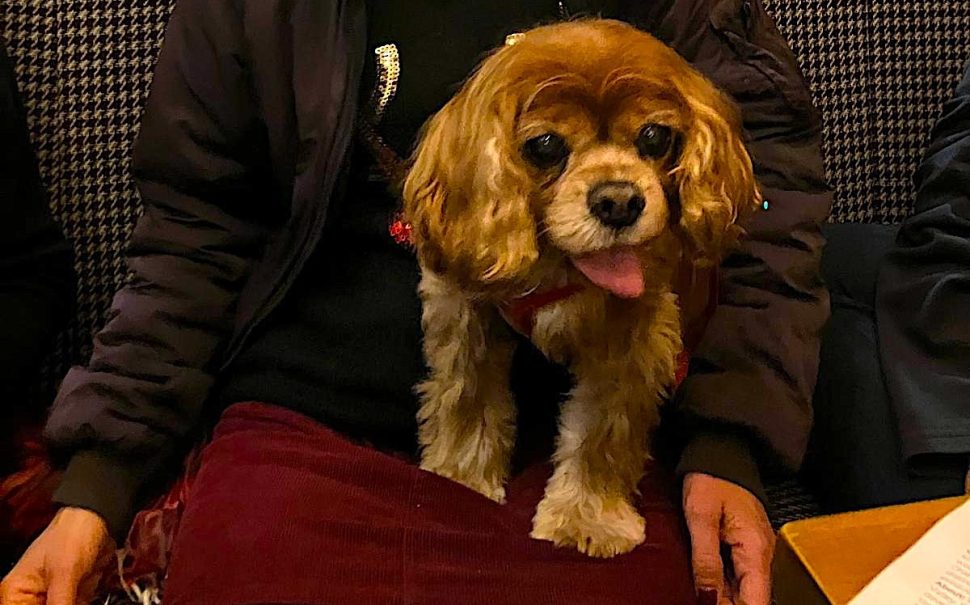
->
xmin=402 ymin=19 xmax=759 ymax=558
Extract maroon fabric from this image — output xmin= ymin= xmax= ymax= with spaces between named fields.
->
xmin=165 ymin=403 xmax=695 ymax=605
xmin=0 ymin=420 xmax=60 ymax=562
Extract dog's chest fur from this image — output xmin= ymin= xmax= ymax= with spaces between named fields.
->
xmin=507 ymin=283 xmax=675 ymax=367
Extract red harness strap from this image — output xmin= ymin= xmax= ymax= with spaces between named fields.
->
xmin=498 ymin=269 xmax=719 ymax=389
xmin=673 ymin=351 xmax=691 ymax=388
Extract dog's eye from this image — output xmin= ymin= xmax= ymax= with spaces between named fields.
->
xmin=523 ymin=133 xmax=570 ymax=169
xmin=635 ymin=124 xmax=673 ymax=159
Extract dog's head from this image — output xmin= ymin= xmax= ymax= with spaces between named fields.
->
xmin=403 ymin=19 xmax=760 ymax=296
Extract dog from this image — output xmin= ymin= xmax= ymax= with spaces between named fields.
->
xmin=402 ymin=19 xmax=760 ymax=558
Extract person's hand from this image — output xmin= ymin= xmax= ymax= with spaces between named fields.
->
xmin=0 ymin=507 xmax=115 ymax=605
xmin=683 ymin=473 xmax=775 ymax=605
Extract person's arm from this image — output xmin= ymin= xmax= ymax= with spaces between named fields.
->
xmin=876 ymin=62 xmax=970 ymax=468
xmin=627 ymin=0 xmax=832 ymax=501
xmin=0 ymin=44 xmax=76 ymax=394
xmin=43 ymin=0 xmax=273 ymax=541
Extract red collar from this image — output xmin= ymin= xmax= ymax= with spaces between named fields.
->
xmin=498 ymin=284 xmax=585 ymax=338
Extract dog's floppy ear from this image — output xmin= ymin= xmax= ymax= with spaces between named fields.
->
xmin=403 ymin=62 xmax=539 ymax=286
xmin=673 ymin=73 xmax=761 ymax=265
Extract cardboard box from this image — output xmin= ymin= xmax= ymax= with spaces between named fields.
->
xmin=773 ymin=497 xmax=967 ymax=605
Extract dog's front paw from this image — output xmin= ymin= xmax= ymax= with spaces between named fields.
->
xmin=420 ymin=461 xmax=507 ymax=504
xmin=530 ymin=495 xmax=646 ymax=558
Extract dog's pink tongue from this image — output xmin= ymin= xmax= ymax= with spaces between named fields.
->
xmin=571 ymin=248 xmax=645 ymax=299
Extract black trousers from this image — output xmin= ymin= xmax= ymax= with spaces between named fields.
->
xmin=805 ymin=223 xmax=965 ymax=512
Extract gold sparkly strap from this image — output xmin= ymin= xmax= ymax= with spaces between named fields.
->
xmin=357 ymin=43 xmax=407 ymax=190
xmin=369 ymin=44 xmax=400 ymax=123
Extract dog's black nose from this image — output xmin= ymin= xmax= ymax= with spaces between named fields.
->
xmin=587 ymin=181 xmax=646 ymax=229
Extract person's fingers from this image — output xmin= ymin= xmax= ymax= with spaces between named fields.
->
xmin=684 ymin=474 xmax=728 ymax=603
xmin=2 ymin=508 xmax=113 ymax=605
xmin=684 ymin=500 xmax=726 ymax=601
xmin=0 ymin=579 xmax=43 ymax=605
xmin=726 ymin=508 xmax=775 ymax=605
xmin=1 ymin=551 xmax=48 ymax=605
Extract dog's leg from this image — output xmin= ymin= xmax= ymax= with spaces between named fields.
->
xmin=416 ymin=271 xmax=516 ymax=503
xmin=530 ymin=373 xmax=656 ymax=557
xmin=531 ymin=294 xmax=682 ymax=557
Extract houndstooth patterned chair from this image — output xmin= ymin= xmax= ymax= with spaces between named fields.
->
xmin=1 ymin=0 xmax=969 ymax=531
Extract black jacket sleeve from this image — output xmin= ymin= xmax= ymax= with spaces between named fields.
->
xmin=43 ymin=0 xmax=272 ymax=540
xmin=0 ymin=43 xmax=75 ymax=400
xmin=876 ymin=63 xmax=970 ymax=467
xmin=618 ymin=0 xmax=833 ymax=501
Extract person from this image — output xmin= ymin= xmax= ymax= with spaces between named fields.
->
xmin=0 ymin=1 xmax=831 ymax=604
xmin=806 ymin=60 xmax=970 ymax=513
xmin=0 ymin=42 xmax=76 ymax=563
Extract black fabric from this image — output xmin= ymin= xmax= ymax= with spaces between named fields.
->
xmin=0 ymin=43 xmax=75 ymax=473
xmin=806 ymin=223 xmax=965 ymax=512
xmin=0 ymin=44 xmax=75 ymax=400
xmin=877 ymin=65 xmax=970 ymax=468
xmin=675 ymin=429 xmax=766 ymax=505
xmin=212 ymin=152 xmax=426 ymax=453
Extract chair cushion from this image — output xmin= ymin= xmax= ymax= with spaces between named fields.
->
xmin=765 ymin=0 xmax=970 ymax=222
